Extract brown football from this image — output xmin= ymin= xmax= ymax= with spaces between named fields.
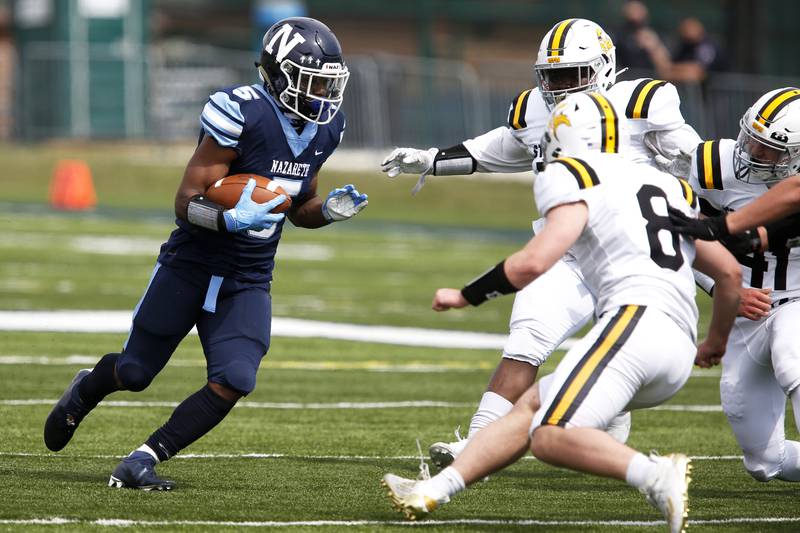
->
xmin=205 ymin=174 xmax=292 ymax=212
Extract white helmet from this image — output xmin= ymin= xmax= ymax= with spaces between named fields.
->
xmin=534 ymin=18 xmax=617 ymax=110
xmin=734 ymin=87 xmax=800 ymax=183
xmin=541 ymin=91 xmax=624 ymax=163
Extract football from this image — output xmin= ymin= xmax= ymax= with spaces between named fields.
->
xmin=205 ymin=174 xmax=292 ymax=212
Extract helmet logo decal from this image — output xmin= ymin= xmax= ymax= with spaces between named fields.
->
xmin=550 ymin=112 xmax=571 ymax=140
xmin=771 ymin=131 xmax=789 ymax=143
xmin=596 ymin=28 xmax=613 ymax=53
xmin=265 ymin=23 xmax=307 ymax=63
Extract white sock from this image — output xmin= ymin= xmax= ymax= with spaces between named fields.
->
xmin=421 ymin=466 xmax=465 ymax=500
xmin=468 ymin=391 xmax=513 ymax=438
xmin=777 ymin=441 xmax=800 ymax=481
xmin=135 ymin=444 xmax=160 ymax=463
xmin=625 ymin=452 xmax=657 ymax=490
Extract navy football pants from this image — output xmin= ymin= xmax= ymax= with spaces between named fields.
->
xmin=117 ymin=263 xmax=271 ymax=395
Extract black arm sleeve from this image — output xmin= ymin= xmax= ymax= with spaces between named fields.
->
xmin=432 ymin=143 xmax=478 ymax=176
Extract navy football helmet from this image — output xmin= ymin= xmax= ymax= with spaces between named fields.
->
xmin=257 ymin=17 xmax=349 ymax=124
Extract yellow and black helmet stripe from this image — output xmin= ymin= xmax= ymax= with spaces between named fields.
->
xmin=547 ymin=18 xmax=578 ymax=57
xmin=587 ymin=92 xmax=619 ymax=153
xmin=755 ymin=87 xmax=800 ymax=126
xmin=542 ymin=305 xmax=645 ymax=427
xmin=507 ymin=89 xmax=532 ymax=130
xmin=677 ymin=178 xmax=698 ymax=209
xmin=696 ymin=140 xmax=723 ymax=190
xmin=625 ymin=79 xmax=667 ymax=119
xmin=552 ymin=157 xmax=600 ymax=189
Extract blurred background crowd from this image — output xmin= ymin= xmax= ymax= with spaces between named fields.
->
xmin=0 ymin=0 xmax=796 ymax=151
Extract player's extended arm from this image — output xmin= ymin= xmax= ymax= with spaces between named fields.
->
xmin=725 ymin=175 xmax=800 ymax=233
xmin=380 ymin=128 xmax=533 ymax=192
xmin=174 ymin=136 xmax=238 ymax=220
xmin=432 ymin=202 xmax=587 ymax=310
xmin=691 ymin=239 xmax=742 ymax=367
xmin=288 ymin=175 xmax=368 ymax=229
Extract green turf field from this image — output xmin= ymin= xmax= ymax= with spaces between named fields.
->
xmin=1 ymin=144 xmax=797 ymax=532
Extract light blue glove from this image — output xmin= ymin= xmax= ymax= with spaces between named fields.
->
xmin=223 ymin=178 xmax=286 ymax=232
xmin=321 ymin=184 xmax=368 ymax=222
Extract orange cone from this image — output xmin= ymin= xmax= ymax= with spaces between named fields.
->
xmin=49 ymin=160 xmax=97 ymax=210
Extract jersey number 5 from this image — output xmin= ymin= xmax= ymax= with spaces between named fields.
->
xmin=637 ymin=184 xmax=684 ymax=271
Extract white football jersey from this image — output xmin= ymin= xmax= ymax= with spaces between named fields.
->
xmin=605 ymin=79 xmax=685 ymax=165
xmin=535 ymin=152 xmax=700 ymax=339
xmin=688 ymin=139 xmax=800 ymax=302
xmin=462 ymin=78 xmax=685 ymax=175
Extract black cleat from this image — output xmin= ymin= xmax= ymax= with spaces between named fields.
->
xmin=43 ymin=369 xmax=93 ymax=452
xmin=109 ymin=452 xmax=175 ymax=491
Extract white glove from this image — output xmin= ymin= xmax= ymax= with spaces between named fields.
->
xmin=380 ymin=147 xmax=438 ymax=178
xmin=322 ymin=184 xmax=368 ymax=222
xmin=653 ymin=152 xmax=692 ymax=178
xmin=644 ymin=127 xmax=699 ymax=178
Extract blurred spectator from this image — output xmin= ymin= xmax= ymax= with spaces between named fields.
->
xmin=613 ymin=1 xmax=656 ymax=70
xmin=638 ymin=17 xmax=729 ymax=83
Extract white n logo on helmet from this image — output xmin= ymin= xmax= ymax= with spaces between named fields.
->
xmin=265 ymin=24 xmax=306 ymax=62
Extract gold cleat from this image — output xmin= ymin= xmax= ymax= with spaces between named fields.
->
xmin=644 ymin=453 xmax=692 ymax=533
xmin=381 ymin=474 xmax=438 ymax=521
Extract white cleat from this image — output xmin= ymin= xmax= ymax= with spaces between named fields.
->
xmin=643 ymin=453 xmax=692 ymax=533
xmin=381 ymin=473 xmax=448 ymax=521
xmin=428 ymin=428 xmax=469 ymax=469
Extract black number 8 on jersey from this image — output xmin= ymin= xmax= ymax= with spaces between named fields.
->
xmin=637 ymin=184 xmax=685 ymax=271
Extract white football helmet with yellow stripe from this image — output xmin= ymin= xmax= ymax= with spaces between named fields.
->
xmin=734 ymin=87 xmax=800 ymax=183
xmin=534 ymin=18 xmax=617 ymax=110
xmin=541 ymin=92 xmax=624 ymax=164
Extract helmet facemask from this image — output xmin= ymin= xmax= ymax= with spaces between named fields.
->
xmin=274 ymin=60 xmax=349 ymax=125
xmin=734 ymin=118 xmax=800 ymax=184
xmin=535 ymin=57 xmax=605 ymax=110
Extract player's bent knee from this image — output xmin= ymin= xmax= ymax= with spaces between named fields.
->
xmin=116 ymin=361 xmax=155 ymax=392
xmin=218 ymin=360 xmax=258 ymax=395
xmin=743 ymin=450 xmax=782 ymax=482
xmin=530 ymin=425 xmax=559 ymax=460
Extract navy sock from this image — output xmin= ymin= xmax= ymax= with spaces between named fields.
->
xmin=145 ymin=385 xmax=237 ymax=462
xmin=77 ymin=353 xmax=121 ymax=408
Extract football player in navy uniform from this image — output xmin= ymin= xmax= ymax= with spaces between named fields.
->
xmin=43 ymin=17 xmax=367 ymax=490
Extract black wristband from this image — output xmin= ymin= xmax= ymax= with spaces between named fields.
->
xmin=187 ymin=195 xmax=227 ymax=232
xmin=433 ymin=143 xmax=478 ymax=176
xmin=708 ymin=214 xmax=731 ymax=239
xmin=460 ymin=260 xmax=518 ymax=306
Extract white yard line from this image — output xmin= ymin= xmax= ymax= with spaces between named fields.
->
xmin=0 ymin=399 xmax=472 ymax=409
xmin=0 ymin=310 xmax=565 ymax=351
xmin=0 ymin=399 xmax=722 ymax=411
xmin=0 ymin=451 xmax=744 ymax=461
xmin=1 ymin=516 xmax=795 ymax=527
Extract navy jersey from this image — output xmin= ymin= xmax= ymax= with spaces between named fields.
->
xmin=158 ymin=83 xmax=346 ymax=283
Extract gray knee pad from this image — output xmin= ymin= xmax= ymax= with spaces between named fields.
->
xmin=218 ymin=360 xmax=258 ymax=395
xmin=116 ymin=361 xmax=155 ymax=392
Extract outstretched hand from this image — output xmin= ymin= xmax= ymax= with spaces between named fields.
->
xmin=380 ymin=147 xmax=437 ymax=178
